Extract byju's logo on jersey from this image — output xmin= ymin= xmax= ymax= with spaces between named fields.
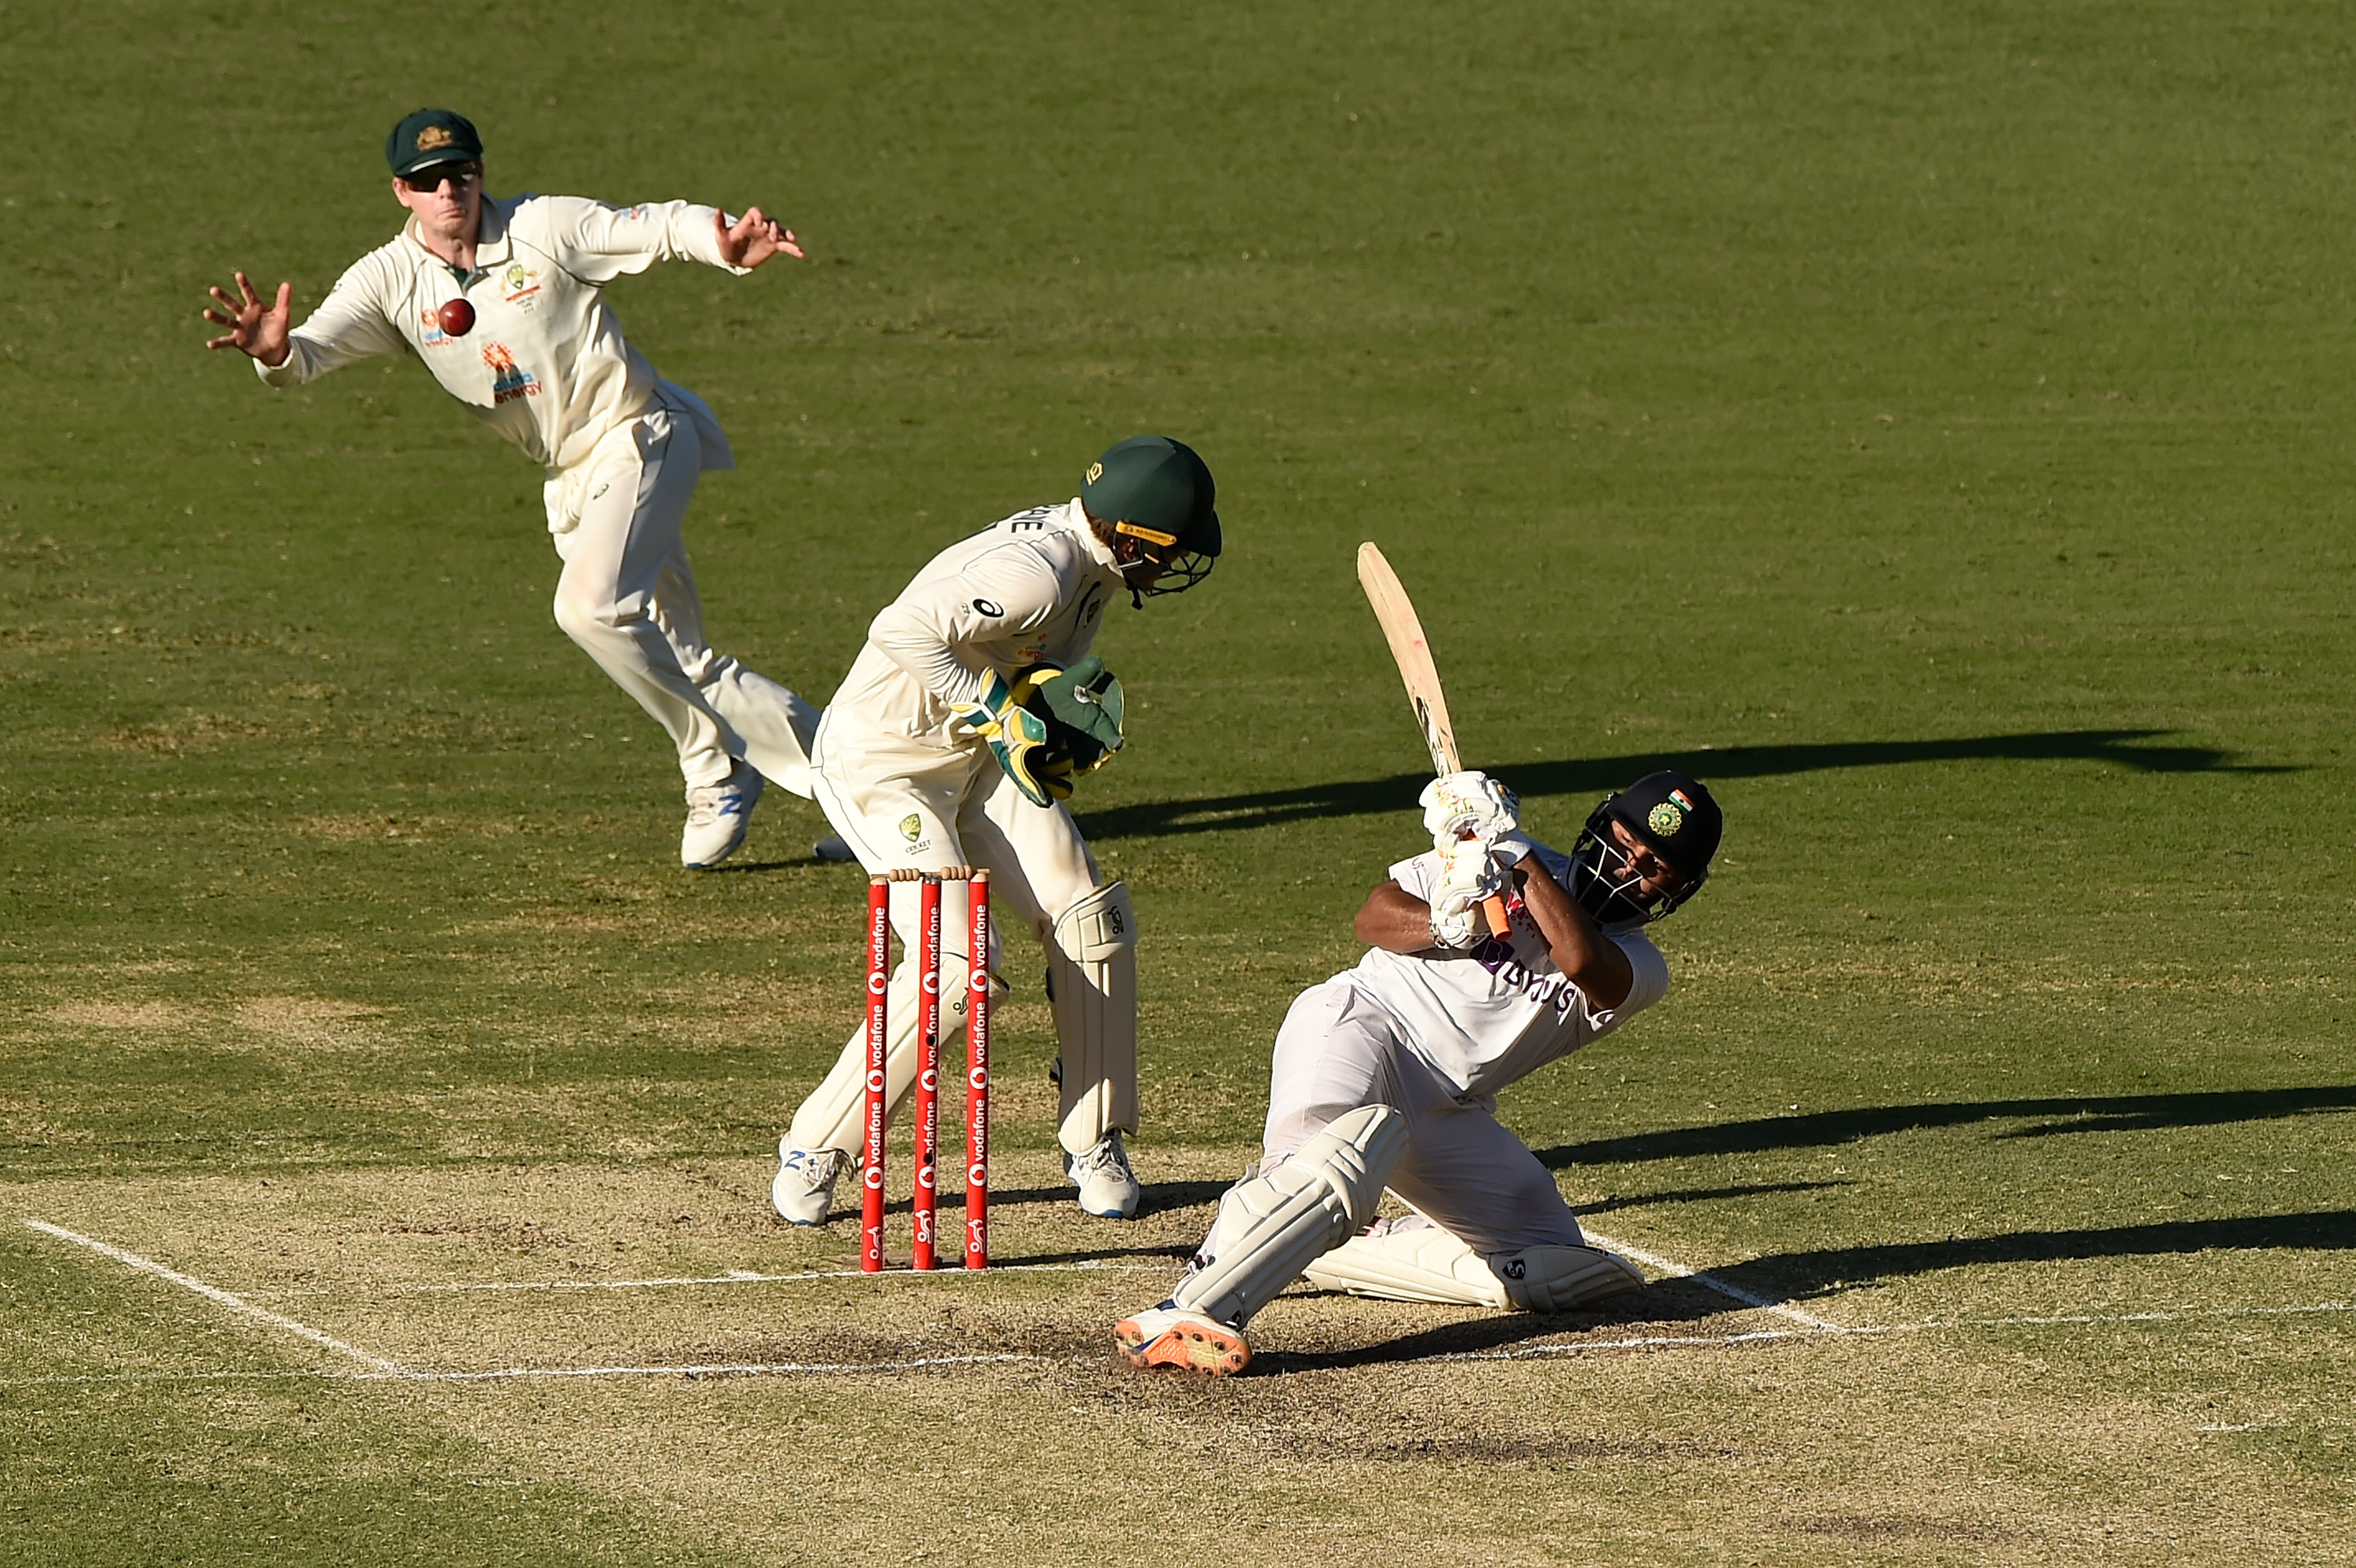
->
xmin=481 ymin=343 xmax=541 ymax=404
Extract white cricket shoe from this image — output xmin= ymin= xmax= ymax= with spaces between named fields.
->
xmin=812 ymin=834 xmax=857 ymax=864
xmin=1114 ymin=1301 xmax=1250 ymax=1377
xmin=770 ymin=1142 xmax=843 ymax=1226
xmin=1065 ymin=1131 xmax=1140 ymax=1219
xmin=682 ymin=760 xmax=763 ymax=869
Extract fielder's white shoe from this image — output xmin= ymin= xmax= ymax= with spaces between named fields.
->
xmin=1115 ymin=1301 xmax=1251 ymax=1377
xmin=682 ymin=760 xmax=763 ymax=869
xmin=812 ymin=834 xmax=857 ymax=864
xmin=1065 ymin=1131 xmax=1141 ymax=1219
xmin=770 ymin=1142 xmax=843 ymax=1226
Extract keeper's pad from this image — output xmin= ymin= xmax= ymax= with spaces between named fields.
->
xmin=1048 ymin=880 xmax=1139 ymax=1154
xmin=1302 ymin=1219 xmax=1644 ymax=1312
xmin=1171 ymin=1105 xmax=1409 ymax=1328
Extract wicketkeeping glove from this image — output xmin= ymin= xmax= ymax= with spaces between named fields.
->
xmin=1001 ymin=656 xmax=1127 ymax=802
xmin=959 ymin=670 xmax=1055 ymax=809
xmin=1427 ymin=837 xmax=1508 ymax=951
xmin=1420 ymin=770 xmax=1520 ymax=856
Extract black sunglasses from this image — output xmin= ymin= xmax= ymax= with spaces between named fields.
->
xmin=398 ymin=163 xmax=481 ymax=193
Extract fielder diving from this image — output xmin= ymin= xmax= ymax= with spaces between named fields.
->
xmin=772 ymin=436 xmax=1222 ymax=1223
xmin=1117 ymin=767 xmax=1721 ymax=1374
xmin=202 ymin=108 xmax=824 ymax=868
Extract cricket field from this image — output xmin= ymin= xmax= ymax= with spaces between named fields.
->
xmin=2 ymin=3 xmax=2351 ymax=1563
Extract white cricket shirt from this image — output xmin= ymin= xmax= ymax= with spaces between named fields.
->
xmin=826 ymin=499 xmax=1129 ymax=755
xmin=255 ymin=193 xmax=751 ymax=474
xmin=1350 ymin=837 xmax=1671 ymax=1098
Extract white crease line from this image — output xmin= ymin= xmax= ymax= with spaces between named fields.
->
xmin=24 ymin=1219 xmax=409 ymax=1376
xmin=357 ymin=1352 xmax=1051 ymax=1382
xmin=338 ymin=1257 xmax=1169 ymax=1297
xmin=1581 ymin=1227 xmax=1843 ymax=1331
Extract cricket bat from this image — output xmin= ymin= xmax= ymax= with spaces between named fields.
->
xmin=1355 ymin=541 xmax=1513 ymax=938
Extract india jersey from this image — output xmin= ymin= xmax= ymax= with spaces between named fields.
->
xmin=1349 ymin=837 xmax=1670 ymax=1098
xmin=256 ymin=193 xmax=750 ymax=473
xmin=825 ymin=499 xmax=1128 ymax=754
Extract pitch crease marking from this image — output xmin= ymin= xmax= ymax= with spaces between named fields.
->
xmin=24 ymin=1219 xmax=409 ymax=1375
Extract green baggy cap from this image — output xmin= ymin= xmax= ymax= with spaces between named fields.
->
xmin=386 ymin=109 xmax=484 ymax=177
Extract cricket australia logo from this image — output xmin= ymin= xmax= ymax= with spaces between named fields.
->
xmin=481 ymin=342 xmax=541 ymax=404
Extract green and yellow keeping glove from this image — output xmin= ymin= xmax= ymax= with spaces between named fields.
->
xmin=959 ymin=671 xmax=1056 ymax=808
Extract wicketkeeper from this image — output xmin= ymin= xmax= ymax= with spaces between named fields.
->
xmin=1116 ymin=768 xmax=1721 ymax=1374
xmin=203 ymin=108 xmax=824 ymax=869
xmin=771 ymin=435 xmax=1222 ymax=1223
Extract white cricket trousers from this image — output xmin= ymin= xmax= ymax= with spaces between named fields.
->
xmin=544 ymin=389 xmax=818 ymax=793
xmin=1262 ymin=977 xmax=1589 ymax=1255
xmin=785 ymin=713 xmax=1129 ymax=1157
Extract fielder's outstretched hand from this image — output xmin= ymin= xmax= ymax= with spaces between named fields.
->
xmin=716 ymin=206 xmax=804 ymax=269
xmin=202 ymin=272 xmax=291 ymax=366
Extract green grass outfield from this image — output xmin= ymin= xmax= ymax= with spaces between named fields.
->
xmin=4 ymin=2 xmax=2352 ymax=1562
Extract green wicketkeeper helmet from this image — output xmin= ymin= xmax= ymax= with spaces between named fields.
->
xmin=1081 ymin=435 xmax=1221 ymax=598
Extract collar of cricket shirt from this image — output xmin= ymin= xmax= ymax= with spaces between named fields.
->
xmin=401 ymin=193 xmax=514 ymax=285
xmin=1064 ymin=497 xmax=1123 ymax=576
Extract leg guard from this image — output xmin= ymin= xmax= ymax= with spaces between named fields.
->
xmin=1171 ymin=1105 xmax=1408 ymax=1328
xmin=787 ymin=912 xmax=979 ymax=1155
xmin=1048 ymin=880 xmax=1138 ymax=1155
xmin=1303 ymin=1220 xmax=1646 ymax=1313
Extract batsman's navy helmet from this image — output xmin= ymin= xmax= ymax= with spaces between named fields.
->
xmin=1568 ymin=770 xmax=1722 ymax=926
xmin=1082 ymin=435 xmax=1220 ymax=597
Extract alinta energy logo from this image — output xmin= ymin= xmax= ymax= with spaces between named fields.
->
xmin=481 ymin=343 xmax=541 ymax=404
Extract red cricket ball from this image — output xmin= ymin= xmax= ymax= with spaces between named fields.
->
xmin=437 ymin=297 xmax=476 ymax=338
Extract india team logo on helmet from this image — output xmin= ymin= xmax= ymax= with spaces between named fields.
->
xmin=1569 ymin=771 xmax=1722 ymax=927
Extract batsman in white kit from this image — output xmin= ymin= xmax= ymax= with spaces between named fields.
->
xmin=202 ymin=108 xmax=821 ymax=868
xmin=770 ymin=436 xmax=1223 ymax=1223
xmin=1117 ymin=768 xmax=1722 ymax=1374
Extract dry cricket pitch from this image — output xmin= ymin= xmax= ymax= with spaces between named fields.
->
xmin=11 ymin=1146 xmax=2350 ymax=1566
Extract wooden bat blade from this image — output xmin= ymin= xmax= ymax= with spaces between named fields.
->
xmin=1355 ymin=542 xmax=1464 ymax=776
xmin=1357 ymin=543 xmax=1509 ymax=939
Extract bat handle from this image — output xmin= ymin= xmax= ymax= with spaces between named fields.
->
xmin=1481 ymin=892 xmax=1511 ymax=938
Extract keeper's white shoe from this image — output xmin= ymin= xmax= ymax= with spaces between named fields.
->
xmin=1114 ymin=1302 xmax=1250 ymax=1377
xmin=770 ymin=1142 xmax=843 ymax=1226
xmin=1065 ymin=1131 xmax=1141 ymax=1219
xmin=682 ymin=761 xmax=763 ymax=869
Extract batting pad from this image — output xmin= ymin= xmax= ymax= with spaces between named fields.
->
xmin=1303 ymin=1224 xmax=1645 ymax=1312
xmin=1173 ymin=1105 xmax=1409 ymax=1328
xmin=1048 ymin=880 xmax=1138 ymax=1154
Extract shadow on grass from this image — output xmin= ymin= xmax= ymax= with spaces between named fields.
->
xmin=1572 ymin=1179 xmax=1852 ymax=1216
xmin=1533 ymin=1085 xmax=2356 ymax=1169
xmin=1714 ymin=1208 xmax=2356 ymax=1305
xmin=1074 ymin=729 xmax=2289 ymax=842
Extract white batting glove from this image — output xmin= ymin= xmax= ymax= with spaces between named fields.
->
xmin=1419 ymin=770 xmax=1520 ymax=855
xmin=1426 ymin=837 xmax=1506 ymax=951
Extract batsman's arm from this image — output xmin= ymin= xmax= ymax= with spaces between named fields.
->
xmin=1354 ymin=880 xmax=1459 ymax=957
xmin=1509 ymin=854 xmax=1634 ymax=1011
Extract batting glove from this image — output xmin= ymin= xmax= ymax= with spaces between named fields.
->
xmin=1427 ymin=837 xmax=1507 ymax=951
xmin=1420 ymin=770 xmax=1520 ymax=856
